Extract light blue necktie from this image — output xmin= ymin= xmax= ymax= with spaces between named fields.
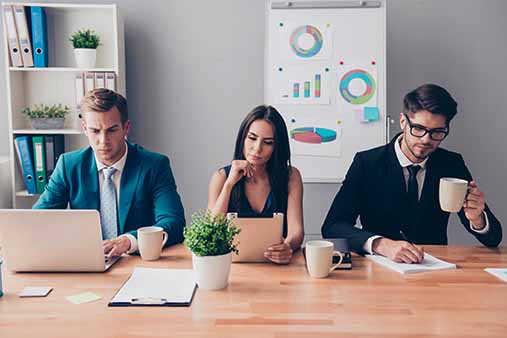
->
xmin=100 ymin=167 xmax=118 ymax=240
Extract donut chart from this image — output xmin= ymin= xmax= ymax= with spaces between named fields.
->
xmin=289 ymin=25 xmax=323 ymax=58
xmin=290 ymin=127 xmax=336 ymax=144
xmin=339 ymin=69 xmax=376 ymax=104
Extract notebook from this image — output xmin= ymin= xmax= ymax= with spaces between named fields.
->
xmin=484 ymin=268 xmax=507 ymax=282
xmin=109 ymin=267 xmax=197 ymax=306
xmin=366 ymin=253 xmax=456 ymax=274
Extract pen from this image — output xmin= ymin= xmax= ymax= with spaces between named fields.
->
xmin=400 ymin=230 xmax=425 ymax=262
xmin=399 ymin=230 xmax=411 ymax=243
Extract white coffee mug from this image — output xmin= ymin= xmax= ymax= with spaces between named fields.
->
xmin=137 ymin=226 xmax=168 ymax=261
xmin=439 ymin=177 xmax=469 ymax=212
xmin=305 ymin=240 xmax=344 ymax=278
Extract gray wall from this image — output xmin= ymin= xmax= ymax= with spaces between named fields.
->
xmin=1 ymin=0 xmax=505 ymax=245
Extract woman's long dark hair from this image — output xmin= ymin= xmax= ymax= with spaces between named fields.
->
xmin=230 ymin=105 xmax=292 ymax=218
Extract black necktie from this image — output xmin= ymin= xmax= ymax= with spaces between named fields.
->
xmin=407 ymin=165 xmax=421 ymax=207
xmin=402 ymin=165 xmax=421 ymax=241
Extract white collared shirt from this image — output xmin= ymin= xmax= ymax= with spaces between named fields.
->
xmin=94 ymin=142 xmax=138 ymax=253
xmin=364 ymin=135 xmax=489 ymax=254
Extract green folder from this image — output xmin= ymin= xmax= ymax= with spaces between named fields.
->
xmin=32 ymin=135 xmax=47 ymax=194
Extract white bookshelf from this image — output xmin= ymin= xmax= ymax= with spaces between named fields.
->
xmin=2 ymin=2 xmax=126 ymax=208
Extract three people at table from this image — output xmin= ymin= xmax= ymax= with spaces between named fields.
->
xmin=207 ymin=105 xmax=304 ymax=264
xmin=322 ymin=84 xmax=502 ymax=263
xmin=33 ymin=89 xmax=185 ymax=257
xmin=34 ymin=85 xmax=502 ymax=265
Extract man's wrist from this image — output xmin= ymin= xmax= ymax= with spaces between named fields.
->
xmin=470 ymin=213 xmax=486 ymax=230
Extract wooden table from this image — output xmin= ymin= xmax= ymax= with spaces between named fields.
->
xmin=1 ymin=245 xmax=506 ymax=338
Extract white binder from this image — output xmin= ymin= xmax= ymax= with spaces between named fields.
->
xmin=75 ymin=73 xmax=85 ymax=113
xmin=13 ymin=5 xmax=33 ymax=67
xmin=3 ymin=5 xmax=23 ymax=67
xmin=94 ymin=72 xmax=105 ymax=89
xmin=85 ymin=72 xmax=95 ymax=93
xmin=105 ymin=73 xmax=116 ymax=91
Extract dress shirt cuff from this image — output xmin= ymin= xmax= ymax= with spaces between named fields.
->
xmin=121 ymin=234 xmax=138 ymax=254
xmin=470 ymin=211 xmax=490 ymax=234
xmin=364 ymin=235 xmax=383 ymax=254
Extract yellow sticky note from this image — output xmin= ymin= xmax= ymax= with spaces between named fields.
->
xmin=66 ymin=292 xmax=102 ymax=304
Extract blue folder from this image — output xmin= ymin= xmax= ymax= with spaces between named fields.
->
xmin=14 ymin=136 xmax=37 ymax=194
xmin=30 ymin=6 xmax=48 ymax=68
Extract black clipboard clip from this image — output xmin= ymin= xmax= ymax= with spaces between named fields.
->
xmin=131 ymin=297 xmax=168 ymax=305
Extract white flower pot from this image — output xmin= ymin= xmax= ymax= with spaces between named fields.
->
xmin=74 ymin=48 xmax=96 ymax=68
xmin=192 ymin=252 xmax=232 ymax=290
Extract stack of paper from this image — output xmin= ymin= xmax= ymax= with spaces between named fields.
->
xmin=366 ymin=253 xmax=456 ymax=274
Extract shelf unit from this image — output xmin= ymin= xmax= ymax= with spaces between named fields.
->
xmin=2 ymin=2 xmax=126 ymax=208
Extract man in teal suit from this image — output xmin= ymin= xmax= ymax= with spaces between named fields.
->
xmin=34 ymin=89 xmax=185 ymax=257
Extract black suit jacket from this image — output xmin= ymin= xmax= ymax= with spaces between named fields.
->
xmin=321 ymin=134 xmax=502 ymax=254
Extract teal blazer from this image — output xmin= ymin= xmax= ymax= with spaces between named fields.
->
xmin=33 ymin=142 xmax=186 ymax=246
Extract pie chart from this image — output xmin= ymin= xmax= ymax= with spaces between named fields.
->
xmin=290 ymin=127 xmax=337 ymax=144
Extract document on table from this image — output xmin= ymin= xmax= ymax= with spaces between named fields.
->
xmin=484 ymin=268 xmax=507 ymax=282
xmin=109 ymin=267 xmax=197 ymax=306
xmin=366 ymin=253 xmax=456 ymax=274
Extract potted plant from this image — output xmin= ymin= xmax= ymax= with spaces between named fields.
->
xmin=184 ymin=211 xmax=240 ymax=290
xmin=22 ymin=103 xmax=70 ymax=130
xmin=69 ymin=29 xmax=101 ymax=68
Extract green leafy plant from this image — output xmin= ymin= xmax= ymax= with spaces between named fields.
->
xmin=22 ymin=103 xmax=70 ymax=119
xmin=69 ymin=29 xmax=101 ymax=49
xmin=184 ymin=210 xmax=241 ymax=257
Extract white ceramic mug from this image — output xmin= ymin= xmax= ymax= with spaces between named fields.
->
xmin=137 ymin=226 xmax=168 ymax=261
xmin=439 ymin=177 xmax=469 ymax=212
xmin=305 ymin=240 xmax=344 ymax=278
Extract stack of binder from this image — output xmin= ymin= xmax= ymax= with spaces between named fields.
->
xmin=2 ymin=5 xmax=48 ymax=68
xmin=76 ymin=72 xmax=116 ymax=113
xmin=15 ymin=135 xmax=65 ymax=194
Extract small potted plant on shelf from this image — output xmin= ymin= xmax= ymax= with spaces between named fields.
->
xmin=22 ymin=103 xmax=70 ymax=130
xmin=184 ymin=210 xmax=241 ymax=290
xmin=69 ymin=28 xmax=101 ymax=68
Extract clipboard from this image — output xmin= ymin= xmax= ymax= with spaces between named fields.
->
xmin=109 ymin=267 xmax=197 ymax=307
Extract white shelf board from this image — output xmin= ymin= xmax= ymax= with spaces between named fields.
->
xmin=2 ymin=3 xmax=116 ymax=10
xmin=9 ymin=67 xmax=116 ymax=73
xmin=13 ymin=129 xmax=83 ymax=135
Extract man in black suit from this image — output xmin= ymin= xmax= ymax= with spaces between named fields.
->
xmin=322 ymin=84 xmax=502 ymax=263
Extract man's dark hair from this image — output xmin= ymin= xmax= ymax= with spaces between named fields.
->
xmin=403 ymin=84 xmax=458 ymax=124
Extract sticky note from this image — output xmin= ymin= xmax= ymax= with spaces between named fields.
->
xmin=363 ymin=106 xmax=380 ymax=122
xmin=18 ymin=286 xmax=53 ymax=297
xmin=66 ymin=292 xmax=102 ymax=304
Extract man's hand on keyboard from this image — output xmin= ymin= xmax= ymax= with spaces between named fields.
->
xmin=103 ymin=236 xmax=131 ymax=258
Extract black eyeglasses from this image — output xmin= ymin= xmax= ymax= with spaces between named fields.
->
xmin=403 ymin=114 xmax=449 ymax=141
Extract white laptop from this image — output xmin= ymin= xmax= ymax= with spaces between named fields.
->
xmin=228 ymin=212 xmax=283 ymax=263
xmin=0 ymin=209 xmax=120 ymax=272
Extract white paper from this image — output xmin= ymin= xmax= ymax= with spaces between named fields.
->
xmin=285 ymin=115 xmax=342 ymax=158
xmin=277 ymin=21 xmax=333 ymax=61
xmin=484 ymin=268 xmax=507 ymax=282
xmin=273 ymin=65 xmax=331 ymax=105
xmin=110 ymin=267 xmax=196 ymax=304
xmin=337 ymin=63 xmax=378 ymax=108
xmin=273 ymin=65 xmax=331 ymax=104
xmin=366 ymin=253 xmax=456 ymax=274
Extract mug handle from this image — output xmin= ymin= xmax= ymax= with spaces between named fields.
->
xmin=160 ymin=231 xmax=168 ymax=249
xmin=329 ymin=250 xmax=344 ymax=273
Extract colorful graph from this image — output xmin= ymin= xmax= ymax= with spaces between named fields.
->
xmin=339 ymin=69 xmax=376 ymax=104
xmin=290 ymin=127 xmax=337 ymax=144
xmin=289 ymin=25 xmax=323 ymax=58
xmin=292 ymin=74 xmax=322 ymax=98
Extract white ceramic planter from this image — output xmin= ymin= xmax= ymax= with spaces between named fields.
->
xmin=74 ymin=48 xmax=96 ymax=68
xmin=192 ymin=252 xmax=232 ymax=290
